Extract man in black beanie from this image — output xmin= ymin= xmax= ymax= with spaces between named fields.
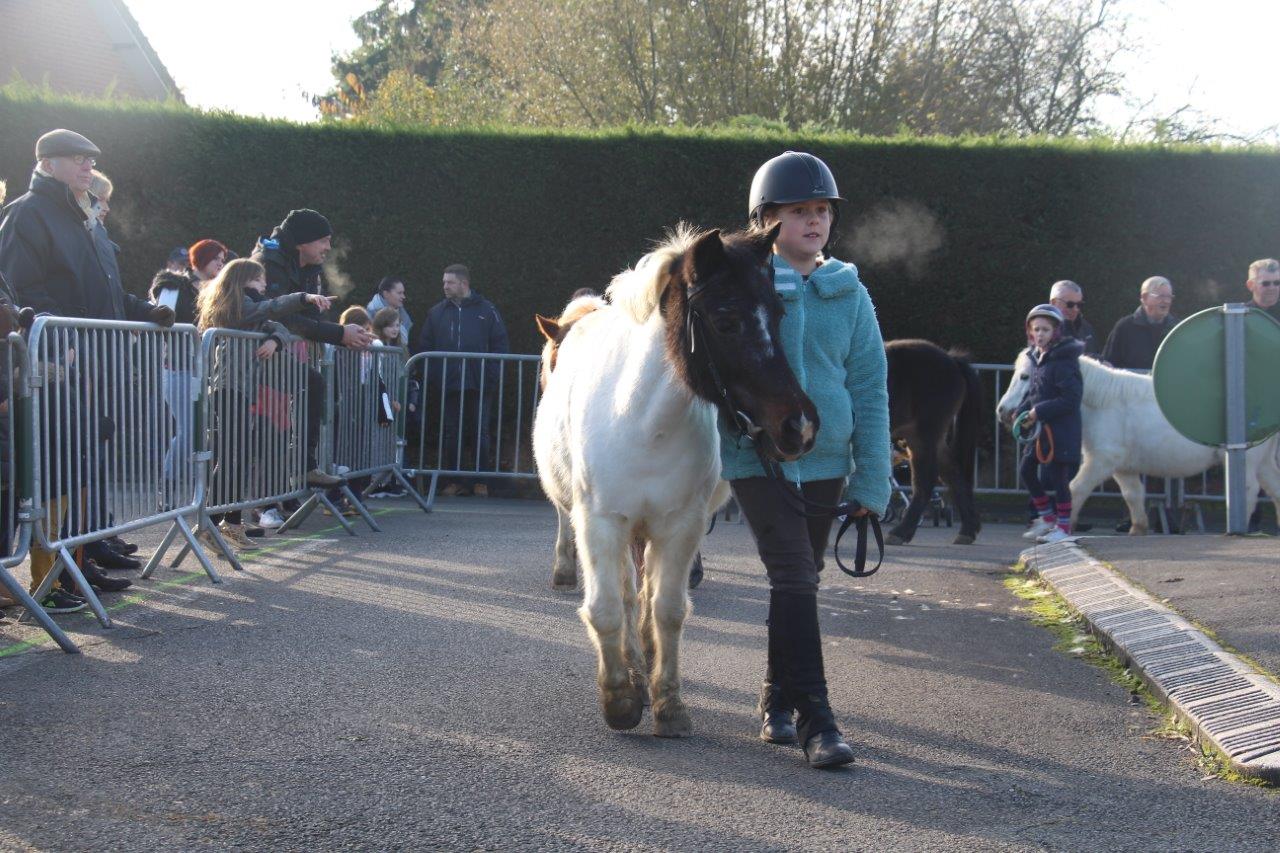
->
xmin=251 ymin=209 xmax=373 ymax=487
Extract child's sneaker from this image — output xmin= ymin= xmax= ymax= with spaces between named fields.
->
xmin=1037 ymin=528 xmax=1072 ymax=544
xmin=1022 ymin=518 xmax=1057 ymax=540
xmin=258 ymin=508 xmax=286 ymax=529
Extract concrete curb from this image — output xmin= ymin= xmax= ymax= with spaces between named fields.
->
xmin=1021 ymin=539 xmax=1280 ymax=784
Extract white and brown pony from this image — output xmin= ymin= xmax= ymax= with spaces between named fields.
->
xmin=997 ymin=350 xmax=1280 ymax=533
xmin=533 ymin=225 xmax=817 ymax=736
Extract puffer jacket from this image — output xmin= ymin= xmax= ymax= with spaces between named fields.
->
xmin=1017 ymin=337 xmax=1084 ymax=463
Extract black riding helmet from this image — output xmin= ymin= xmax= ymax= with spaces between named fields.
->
xmin=747 ymin=151 xmax=846 ymax=252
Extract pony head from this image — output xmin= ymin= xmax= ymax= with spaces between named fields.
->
xmin=665 ymin=225 xmax=819 ymax=461
xmin=996 ymin=348 xmax=1035 ymax=427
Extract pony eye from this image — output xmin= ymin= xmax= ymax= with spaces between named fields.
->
xmin=713 ymin=317 xmax=743 ymax=335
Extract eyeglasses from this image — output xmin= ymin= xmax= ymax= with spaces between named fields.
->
xmin=1256 ymin=279 xmax=1280 ymax=288
xmin=1060 ymin=300 xmax=1083 ymax=309
xmin=68 ymin=155 xmax=96 ymax=166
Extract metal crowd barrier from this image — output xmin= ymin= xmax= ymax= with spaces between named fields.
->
xmin=0 ymin=331 xmax=78 ymax=651
xmin=402 ymin=351 xmax=541 ymax=508
xmin=319 ymin=343 xmax=430 ymax=527
xmin=23 ymin=317 xmax=216 ymax=630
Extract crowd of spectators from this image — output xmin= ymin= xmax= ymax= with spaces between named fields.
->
xmin=0 ymin=127 xmax=510 ymax=618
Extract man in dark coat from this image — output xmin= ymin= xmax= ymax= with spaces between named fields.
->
xmin=412 ymin=264 xmax=510 ymax=496
xmin=1101 ymin=276 xmax=1177 ymax=370
xmin=1049 ymin=280 xmax=1099 ymax=356
xmin=250 ymin=209 xmax=373 ymax=487
xmin=0 ymin=129 xmax=175 ymax=609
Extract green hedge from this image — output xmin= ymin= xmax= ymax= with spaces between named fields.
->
xmin=3 ymin=91 xmax=1280 ymax=363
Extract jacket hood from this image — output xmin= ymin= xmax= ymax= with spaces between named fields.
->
xmin=29 ymin=170 xmax=86 ymax=214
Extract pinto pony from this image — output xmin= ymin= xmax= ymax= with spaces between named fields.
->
xmin=997 ymin=350 xmax=1280 ymax=533
xmin=533 ymin=224 xmax=818 ymax=736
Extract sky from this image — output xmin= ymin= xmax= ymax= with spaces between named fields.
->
xmin=128 ymin=0 xmax=1280 ymax=139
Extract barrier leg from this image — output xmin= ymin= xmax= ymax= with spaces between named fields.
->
xmin=178 ymin=513 xmax=229 ymax=581
xmin=0 ymin=565 xmax=79 ymax=653
xmin=142 ymin=521 xmax=181 ymax=579
xmin=340 ymin=484 xmax=381 ymax=532
xmin=279 ymin=493 xmax=321 ymax=533
xmin=316 ymin=492 xmax=357 ymax=536
xmin=393 ymin=469 xmax=432 ymax=514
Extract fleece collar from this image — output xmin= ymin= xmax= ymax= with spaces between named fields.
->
xmin=772 ymin=255 xmax=861 ymax=300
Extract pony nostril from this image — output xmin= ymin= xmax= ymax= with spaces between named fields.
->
xmin=784 ymin=414 xmax=814 ymax=450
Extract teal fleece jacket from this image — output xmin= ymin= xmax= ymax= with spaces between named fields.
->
xmin=718 ymin=255 xmax=892 ymax=515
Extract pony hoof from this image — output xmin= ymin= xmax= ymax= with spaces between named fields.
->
xmin=602 ymin=688 xmax=645 ymax=730
xmin=952 ymin=534 xmax=975 ymax=545
xmin=1128 ymin=528 xmax=1148 ymax=537
xmin=885 ymin=533 xmax=908 ymax=546
xmin=551 ymin=573 xmax=578 ymax=591
xmin=652 ymin=701 xmax=693 ymax=738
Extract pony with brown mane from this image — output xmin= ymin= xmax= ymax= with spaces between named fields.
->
xmin=533 ymin=224 xmax=817 ymax=736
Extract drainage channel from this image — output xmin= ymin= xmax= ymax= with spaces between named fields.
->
xmin=1020 ymin=540 xmax=1280 ymax=783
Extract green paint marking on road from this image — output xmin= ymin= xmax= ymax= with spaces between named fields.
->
xmin=1 ymin=506 xmax=420 ymax=657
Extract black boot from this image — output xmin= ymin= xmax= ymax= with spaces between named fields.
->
xmin=770 ymin=590 xmax=854 ymax=769
xmin=758 ymin=664 xmax=797 ymax=744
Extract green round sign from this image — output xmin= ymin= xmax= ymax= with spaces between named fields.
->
xmin=1153 ymin=306 xmax=1280 ymax=447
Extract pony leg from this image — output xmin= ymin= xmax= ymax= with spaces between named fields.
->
xmin=888 ymin=435 xmax=937 ymax=545
xmin=645 ymin=518 xmax=703 ymax=738
xmin=1255 ymin=448 xmax=1280 ymax=528
xmin=1068 ymin=457 xmax=1111 ymax=532
xmin=622 ymin=538 xmax=649 ymax=703
xmin=938 ymin=441 xmax=980 ymax=544
xmin=575 ymin=509 xmax=645 ymax=730
xmin=1113 ymin=472 xmax=1149 ymax=535
xmin=551 ymin=505 xmax=578 ymax=590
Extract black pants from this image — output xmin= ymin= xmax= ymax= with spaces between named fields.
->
xmin=730 ymin=477 xmax=845 ymax=595
xmin=1020 ymin=453 xmax=1077 ymax=507
xmin=305 ymin=367 xmax=324 ymax=471
xmin=440 ymin=390 xmax=494 ymax=487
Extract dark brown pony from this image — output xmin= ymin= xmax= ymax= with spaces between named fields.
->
xmin=885 ymin=339 xmax=983 ymax=545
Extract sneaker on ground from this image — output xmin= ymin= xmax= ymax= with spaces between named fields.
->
xmin=244 ymin=525 xmax=267 ymax=538
xmin=198 ymin=528 xmax=230 ymax=559
xmin=218 ymin=523 xmax=256 ymax=550
xmin=81 ymin=560 xmax=132 ymax=592
xmin=306 ymin=468 xmax=344 ymax=488
xmin=41 ymin=589 xmax=87 ymax=614
xmin=1022 ymin=518 xmax=1056 ymax=540
xmin=1037 ymin=528 xmax=1072 ymax=544
xmin=258 ymin=508 xmax=286 ymax=529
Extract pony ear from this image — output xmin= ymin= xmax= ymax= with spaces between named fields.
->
xmin=535 ymin=314 xmax=561 ymax=342
xmin=751 ymin=222 xmax=782 ymax=262
xmin=689 ymin=229 xmax=726 ymax=278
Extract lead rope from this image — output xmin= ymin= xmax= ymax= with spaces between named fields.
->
xmin=687 ymin=299 xmax=883 ymax=577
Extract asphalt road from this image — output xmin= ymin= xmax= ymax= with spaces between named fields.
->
xmin=2 ymin=500 xmax=1277 ymax=851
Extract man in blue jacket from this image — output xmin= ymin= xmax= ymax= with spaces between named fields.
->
xmin=412 ymin=264 xmax=509 ymax=496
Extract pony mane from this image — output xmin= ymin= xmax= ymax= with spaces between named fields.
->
xmin=606 ymin=223 xmax=704 ymax=324
xmin=1077 ymin=356 xmax=1153 ymax=407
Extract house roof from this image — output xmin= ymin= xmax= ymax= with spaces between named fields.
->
xmin=0 ymin=0 xmax=184 ymax=102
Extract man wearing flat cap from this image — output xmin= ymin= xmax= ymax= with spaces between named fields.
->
xmin=250 ymin=210 xmax=373 ymax=488
xmin=0 ymin=130 xmax=173 ymax=611
xmin=0 ymin=129 xmax=173 ymax=326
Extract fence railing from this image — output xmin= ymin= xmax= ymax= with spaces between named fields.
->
xmin=402 ymin=352 xmax=542 ymax=507
xmin=3 ymin=322 xmax=428 ymax=654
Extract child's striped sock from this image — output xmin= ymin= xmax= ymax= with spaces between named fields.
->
xmin=1056 ymin=503 xmax=1072 ymax=534
xmin=1032 ymin=495 xmax=1055 ymax=523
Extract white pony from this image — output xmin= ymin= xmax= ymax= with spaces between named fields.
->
xmin=533 ymin=225 xmax=816 ymax=736
xmin=997 ymin=350 xmax=1280 ymax=533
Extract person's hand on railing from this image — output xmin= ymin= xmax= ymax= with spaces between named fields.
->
xmin=307 ymin=293 xmax=332 ymax=312
xmin=256 ymin=339 xmax=279 ymax=360
xmin=341 ymin=323 xmax=374 ymax=350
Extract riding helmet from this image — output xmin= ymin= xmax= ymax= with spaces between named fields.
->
xmin=1025 ymin=303 xmax=1064 ymax=326
xmin=747 ymin=151 xmax=846 ymax=227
